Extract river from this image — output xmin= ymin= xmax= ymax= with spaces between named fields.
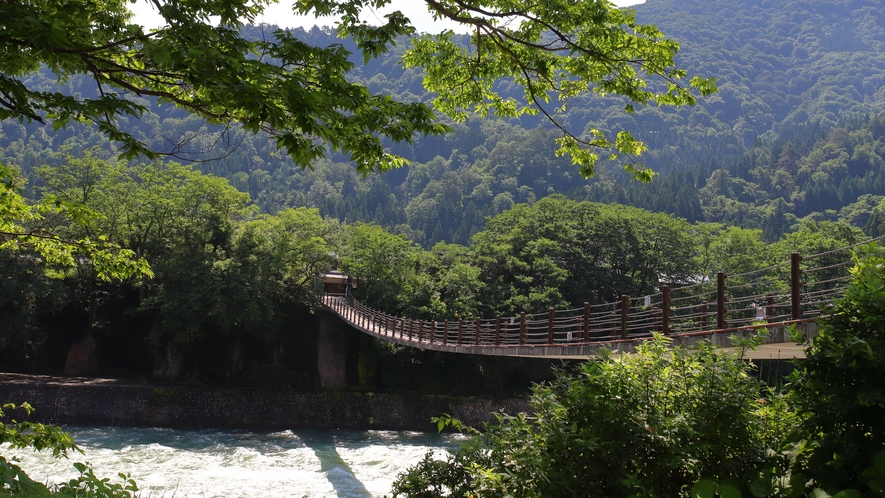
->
xmin=5 ymin=426 xmax=466 ymax=497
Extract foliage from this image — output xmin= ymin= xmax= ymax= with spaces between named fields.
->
xmin=0 ymin=0 xmax=712 ymax=175
xmin=53 ymin=462 xmax=138 ymax=498
xmin=393 ymin=0 xmax=716 ymax=178
xmin=470 ymin=195 xmax=697 ymax=312
xmin=391 ymin=247 xmax=885 ymax=498
xmin=393 ymin=335 xmax=785 ymax=497
xmin=0 ymin=162 xmax=150 ymax=281
xmin=790 ymin=246 xmax=885 ymax=492
xmin=339 ymin=222 xmax=420 ymax=313
xmin=0 ymin=0 xmax=445 ymax=171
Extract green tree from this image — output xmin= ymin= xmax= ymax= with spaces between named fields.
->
xmin=339 ymin=222 xmax=421 ymax=313
xmin=214 ymin=207 xmax=336 ymax=342
xmin=470 ymin=196 xmax=696 ymax=313
xmin=0 ymin=0 xmax=713 ymax=176
xmin=1 ymin=162 xmax=149 ymax=281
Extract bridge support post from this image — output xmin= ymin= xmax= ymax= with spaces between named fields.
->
xmin=519 ymin=312 xmax=526 ymax=345
xmin=457 ymin=319 xmax=463 ymax=345
xmin=717 ymin=272 xmax=727 ymax=330
xmin=791 ymin=252 xmax=803 ymax=320
xmin=443 ymin=320 xmax=449 ymax=344
xmin=408 ymin=320 xmax=413 ymax=340
xmin=495 ymin=316 xmax=501 ymax=346
xmin=620 ymin=295 xmax=628 ymax=339
xmin=475 ymin=318 xmax=481 ymax=345
xmin=583 ymin=303 xmax=590 ymax=342
xmin=766 ymin=293 xmax=775 ymax=324
xmin=701 ymin=302 xmax=708 ymax=331
xmin=547 ymin=308 xmax=555 ymax=345
xmin=662 ymin=285 xmax=670 ymax=335
xmin=430 ymin=321 xmax=436 ymax=343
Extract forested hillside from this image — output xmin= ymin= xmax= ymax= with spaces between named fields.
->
xmin=3 ymin=0 xmax=885 ymax=247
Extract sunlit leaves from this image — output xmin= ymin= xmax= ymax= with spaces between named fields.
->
xmin=1 ymin=0 xmax=447 ymax=172
xmin=398 ymin=0 xmax=716 ymax=177
xmin=2 ymin=0 xmax=712 ymax=178
xmin=0 ymin=162 xmax=151 ymax=281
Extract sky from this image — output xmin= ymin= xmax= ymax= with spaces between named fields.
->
xmin=131 ymin=0 xmax=646 ymax=33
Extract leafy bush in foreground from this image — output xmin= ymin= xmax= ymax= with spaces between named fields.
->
xmin=393 ymin=335 xmax=792 ymax=497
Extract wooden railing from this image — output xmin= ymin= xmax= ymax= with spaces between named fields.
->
xmin=324 ymin=238 xmax=884 ymax=350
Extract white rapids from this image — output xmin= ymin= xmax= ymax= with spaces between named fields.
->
xmin=2 ymin=426 xmax=465 ymax=497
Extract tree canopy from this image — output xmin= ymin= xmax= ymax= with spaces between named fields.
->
xmin=0 ymin=0 xmax=713 ymax=176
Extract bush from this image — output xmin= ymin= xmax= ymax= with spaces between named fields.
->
xmin=790 ymin=246 xmax=885 ymax=492
xmin=393 ymin=335 xmax=790 ymax=497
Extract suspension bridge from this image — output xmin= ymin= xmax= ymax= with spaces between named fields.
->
xmin=322 ymin=238 xmax=881 ymax=360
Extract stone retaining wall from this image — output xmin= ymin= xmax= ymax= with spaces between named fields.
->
xmin=0 ymin=376 xmax=530 ymax=431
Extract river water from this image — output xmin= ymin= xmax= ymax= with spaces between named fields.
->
xmin=5 ymin=426 xmax=465 ymax=497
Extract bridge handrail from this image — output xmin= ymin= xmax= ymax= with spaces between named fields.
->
xmin=324 ymin=236 xmax=885 ymax=349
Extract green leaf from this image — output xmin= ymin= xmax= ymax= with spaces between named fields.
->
xmin=718 ymin=483 xmax=742 ymax=498
xmin=691 ymin=478 xmax=718 ymax=498
xmin=874 ymin=450 xmax=885 ymax=474
xmin=750 ymin=477 xmax=774 ymax=497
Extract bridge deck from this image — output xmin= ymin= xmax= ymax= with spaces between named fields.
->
xmin=322 ymin=295 xmax=814 ymax=360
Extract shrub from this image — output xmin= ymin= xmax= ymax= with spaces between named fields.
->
xmin=393 ymin=335 xmax=789 ymax=497
xmin=790 ymin=246 xmax=885 ymax=492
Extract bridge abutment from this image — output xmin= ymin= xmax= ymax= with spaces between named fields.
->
xmin=316 ymin=311 xmax=349 ymax=388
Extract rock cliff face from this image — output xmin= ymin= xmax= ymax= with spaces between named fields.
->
xmin=152 ymin=342 xmax=183 ymax=380
xmin=64 ymin=335 xmax=98 ymax=375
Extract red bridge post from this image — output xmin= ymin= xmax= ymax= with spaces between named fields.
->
xmin=457 ymin=319 xmax=463 ymax=345
xmin=766 ymin=294 xmax=775 ymax=324
xmin=547 ymin=308 xmax=554 ymax=345
xmin=791 ymin=252 xmax=803 ymax=320
xmin=443 ymin=320 xmax=449 ymax=344
xmin=701 ymin=302 xmax=708 ymax=331
xmin=717 ymin=272 xmax=727 ymax=330
xmin=475 ymin=318 xmax=481 ymax=345
xmin=620 ymin=295 xmax=628 ymax=339
xmin=662 ymin=285 xmax=670 ymax=335
xmin=519 ymin=312 xmax=526 ymax=345
xmin=583 ymin=302 xmax=590 ymax=342
xmin=495 ymin=315 xmax=501 ymax=346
